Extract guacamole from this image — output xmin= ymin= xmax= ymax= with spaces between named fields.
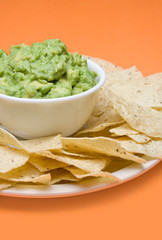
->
xmin=0 ymin=39 xmax=97 ymax=99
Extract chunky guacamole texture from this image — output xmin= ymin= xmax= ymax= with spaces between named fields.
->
xmin=0 ymin=39 xmax=97 ymax=98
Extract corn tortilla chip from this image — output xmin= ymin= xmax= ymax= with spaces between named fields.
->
xmin=20 ymin=134 xmax=62 ymax=153
xmin=29 ymin=154 xmax=68 ymax=172
xmin=0 ymin=146 xmax=29 ymax=173
xmin=127 ymin=134 xmax=151 ymax=143
xmin=0 ymin=127 xmax=23 ymax=149
xmin=0 ymin=163 xmax=51 ymax=184
xmin=62 ymin=137 xmax=146 ymax=163
xmin=36 ymin=151 xmax=110 ymax=173
xmin=110 ymin=123 xmax=151 ymax=143
xmin=119 ymin=139 xmax=162 ymax=158
xmin=104 ymin=157 xmax=132 ymax=173
xmin=0 ymin=179 xmax=14 ymax=190
xmin=110 ymin=123 xmax=138 ymax=135
xmin=141 ymin=155 xmax=157 ymax=161
xmin=108 ymin=70 xmax=162 ymax=109
xmin=50 ymin=168 xmax=78 ymax=184
xmin=106 ymin=66 xmax=143 ymax=86
xmin=51 ymin=149 xmax=94 ymax=158
xmin=143 ymin=73 xmax=162 ymax=109
xmin=109 ymin=90 xmax=162 ymax=138
xmin=75 ymin=110 xmax=124 ymax=135
xmin=75 ymin=58 xmax=124 ymax=135
xmin=33 ymin=173 xmax=51 ymax=184
xmin=0 ymin=128 xmax=63 ymax=154
xmin=65 ymin=166 xmax=120 ymax=182
xmin=76 ymin=127 xmax=114 ymax=138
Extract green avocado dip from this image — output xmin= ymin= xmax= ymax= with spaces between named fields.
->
xmin=0 ymin=39 xmax=97 ymax=99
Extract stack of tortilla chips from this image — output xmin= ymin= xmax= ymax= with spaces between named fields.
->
xmin=0 ymin=57 xmax=161 ymax=190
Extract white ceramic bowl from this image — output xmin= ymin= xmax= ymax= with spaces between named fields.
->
xmin=0 ymin=59 xmax=105 ymax=139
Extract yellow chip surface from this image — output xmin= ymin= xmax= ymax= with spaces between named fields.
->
xmin=127 ymin=134 xmax=151 ymax=143
xmin=50 ymin=168 xmax=78 ymax=184
xmin=0 ymin=163 xmax=51 ymax=184
xmin=62 ymin=137 xmax=146 ymax=163
xmin=110 ymin=123 xmax=151 ymax=143
xmin=0 ymin=127 xmax=23 ymax=148
xmin=37 ymin=150 xmax=110 ymax=173
xmin=29 ymin=154 xmax=68 ymax=172
xmin=0 ymin=146 xmax=29 ymax=173
xmin=109 ymin=90 xmax=162 ymax=138
xmin=65 ymin=166 xmax=120 ymax=182
xmin=75 ymin=57 xmax=124 ymax=135
xmin=20 ymin=134 xmax=62 ymax=152
xmin=119 ymin=138 xmax=162 ymax=158
xmin=108 ymin=71 xmax=162 ymax=109
xmin=0 ymin=179 xmax=14 ymax=190
xmin=110 ymin=123 xmax=138 ymax=135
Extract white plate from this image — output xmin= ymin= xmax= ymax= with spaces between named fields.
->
xmin=0 ymin=159 xmax=160 ymax=198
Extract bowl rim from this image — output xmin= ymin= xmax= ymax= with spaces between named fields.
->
xmin=0 ymin=59 xmax=106 ymax=103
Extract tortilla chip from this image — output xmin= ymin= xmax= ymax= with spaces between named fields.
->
xmin=141 ymin=155 xmax=156 ymax=161
xmin=50 ymin=149 xmax=94 ymax=158
xmin=32 ymin=173 xmax=51 ymax=184
xmin=108 ymin=90 xmax=162 ymax=138
xmin=75 ymin=58 xmax=125 ymax=136
xmin=62 ymin=137 xmax=146 ymax=163
xmin=0 ymin=127 xmax=23 ymax=149
xmin=20 ymin=134 xmax=62 ymax=153
xmin=75 ymin=90 xmax=124 ymax=135
xmin=110 ymin=123 xmax=138 ymax=135
xmin=75 ymin=110 xmax=124 ymax=135
xmin=65 ymin=166 xmax=120 ymax=182
xmin=108 ymin=70 xmax=162 ymax=109
xmin=29 ymin=154 xmax=68 ymax=172
xmin=76 ymin=67 xmax=143 ymax=135
xmin=104 ymin=156 xmax=132 ymax=173
xmin=110 ymin=123 xmax=151 ymax=143
xmin=0 ymin=163 xmax=51 ymax=184
xmin=127 ymin=134 xmax=151 ymax=143
xmin=50 ymin=168 xmax=78 ymax=184
xmin=0 ymin=179 xmax=14 ymax=190
xmin=36 ymin=151 xmax=110 ymax=173
xmin=0 ymin=128 xmax=63 ymax=154
xmin=142 ymin=73 xmax=162 ymax=109
xmin=76 ymin=127 xmax=115 ymax=138
xmin=119 ymin=138 xmax=162 ymax=158
xmin=106 ymin=66 xmax=143 ymax=86
xmin=0 ymin=146 xmax=29 ymax=173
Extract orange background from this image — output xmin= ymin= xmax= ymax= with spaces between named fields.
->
xmin=0 ymin=0 xmax=162 ymax=239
